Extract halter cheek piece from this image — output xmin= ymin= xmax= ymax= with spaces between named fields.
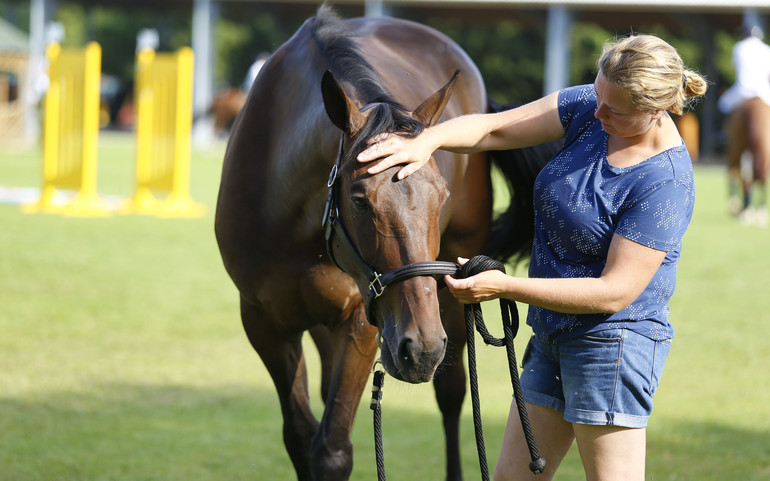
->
xmin=322 ymin=133 xmax=460 ymax=325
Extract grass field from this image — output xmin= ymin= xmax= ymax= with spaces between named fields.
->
xmin=1 ymin=133 xmax=768 ymax=480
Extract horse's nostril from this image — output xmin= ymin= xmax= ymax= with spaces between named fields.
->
xmin=397 ymin=332 xmax=446 ymax=368
xmin=398 ymin=337 xmax=415 ymax=365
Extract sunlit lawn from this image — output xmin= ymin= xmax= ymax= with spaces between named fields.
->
xmin=0 ymin=133 xmax=768 ymax=480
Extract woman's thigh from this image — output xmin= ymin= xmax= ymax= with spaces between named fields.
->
xmin=573 ymin=423 xmax=646 ymax=481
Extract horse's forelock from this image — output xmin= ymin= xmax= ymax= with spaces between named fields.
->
xmin=349 ymin=103 xmax=425 ymax=158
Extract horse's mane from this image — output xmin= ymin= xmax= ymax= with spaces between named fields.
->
xmin=311 ymin=5 xmax=425 ymax=155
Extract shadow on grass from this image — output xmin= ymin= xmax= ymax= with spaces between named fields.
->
xmin=648 ymin=420 xmax=770 ymax=481
xmin=1 ymin=383 xmax=768 ymax=481
xmin=0 ymin=384 xmax=290 ymax=481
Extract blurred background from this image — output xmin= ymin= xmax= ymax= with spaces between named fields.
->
xmin=0 ymin=0 xmax=765 ymax=158
xmin=1 ymin=2 xmax=769 ymax=480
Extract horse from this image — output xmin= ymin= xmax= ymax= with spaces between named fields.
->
xmin=724 ymin=97 xmax=770 ymax=225
xmin=215 ymin=6 xmax=555 ymax=480
xmin=211 ymin=87 xmax=247 ymax=136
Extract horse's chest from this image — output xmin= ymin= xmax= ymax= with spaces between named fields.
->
xmin=297 ymin=264 xmax=361 ymax=326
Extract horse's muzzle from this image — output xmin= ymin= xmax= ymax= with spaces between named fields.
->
xmin=378 ymin=322 xmax=447 ymax=383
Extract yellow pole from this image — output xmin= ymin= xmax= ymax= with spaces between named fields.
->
xmin=123 ymin=48 xmax=159 ymax=214
xmin=124 ymin=46 xmax=205 ymax=218
xmin=163 ymin=46 xmax=205 ymax=217
xmin=37 ymin=42 xmax=62 ymax=212
xmin=172 ymin=47 xmax=193 ymax=201
xmin=23 ymin=42 xmax=110 ymax=216
xmin=64 ymin=41 xmax=109 ymax=216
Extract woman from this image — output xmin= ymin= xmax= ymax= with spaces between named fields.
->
xmin=357 ymin=35 xmax=707 ymax=481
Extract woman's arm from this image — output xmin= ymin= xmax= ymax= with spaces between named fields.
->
xmin=445 ymin=234 xmax=667 ymax=314
xmin=357 ymin=91 xmax=564 ymax=180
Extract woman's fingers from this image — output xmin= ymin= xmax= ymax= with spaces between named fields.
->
xmin=358 ymin=136 xmax=420 ymax=176
xmin=357 ymin=152 xmax=402 ymax=175
xmin=394 ymin=157 xmax=421 ymax=180
xmin=444 ymin=268 xmax=504 ymax=304
xmin=444 ymin=275 xmax=474 ymax=304
xmin=357 ymin=135 xmax=403 ymax=162
xmin=356 ymin=132 xmax=434 ymax=179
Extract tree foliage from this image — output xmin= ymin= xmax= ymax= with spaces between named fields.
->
xmin=215 ymin=12 xmax=288 ymax=89
xmin=426 ymin=17 xmax=547 ymax=105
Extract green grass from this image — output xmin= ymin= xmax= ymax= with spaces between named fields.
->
xmin=1 ymin=134 xmax=769 ymax=480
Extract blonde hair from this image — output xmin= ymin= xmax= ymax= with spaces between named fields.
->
xmin=598 ymin=34 xmax=707 ymax=115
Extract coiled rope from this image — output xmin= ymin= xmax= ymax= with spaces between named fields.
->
xmin=370 ymin=255 xmax=545 ymax=480
xmin=459 ymin=255 xmax=545 ymax=479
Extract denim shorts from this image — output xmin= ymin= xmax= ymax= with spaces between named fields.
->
xmin=519 ymin=328 xmax=672 ymax=428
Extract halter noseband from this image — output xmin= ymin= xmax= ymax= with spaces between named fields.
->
xmin=322 ymin=133 xmax=459 ymax=325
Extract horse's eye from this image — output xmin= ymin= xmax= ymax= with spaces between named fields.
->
xmin=351 ymin=195 xmax=371 ymax=213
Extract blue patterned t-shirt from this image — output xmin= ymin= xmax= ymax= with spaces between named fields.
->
xmin=527 ymin=84 xmax=695 ymax=343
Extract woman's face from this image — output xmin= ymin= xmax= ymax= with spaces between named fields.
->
xmin=593 ymin=73 xmax=661 ymax=138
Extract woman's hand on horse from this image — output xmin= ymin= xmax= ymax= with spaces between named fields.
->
xmin=444 ymin=257 xmax=508 ymax=304
xmin=357 ymin=132 xmax=436 ymax=180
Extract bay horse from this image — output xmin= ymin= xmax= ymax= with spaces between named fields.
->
xmin=211 ymin=87 xmax=247 ymax=137
xmin=725 ymin=97 xmax=770 ymax=224
xmin=215 ymin=6 xmax=555 ymax=480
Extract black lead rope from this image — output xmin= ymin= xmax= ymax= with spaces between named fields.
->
xmin=459 ymin=255 xmax=546 ymax=479
xmin=370 ymin=366 xmax=386 ymax=481
xmin=370 ymin=255 xmax=545 ymax=480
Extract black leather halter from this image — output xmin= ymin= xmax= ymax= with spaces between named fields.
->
xmin=322 ymin=133 xmax=460 ymax=325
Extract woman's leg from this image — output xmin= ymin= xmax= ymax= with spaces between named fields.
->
xmin=493 ymin=402 xmax=575 ymax=481
xmin=573 ymin=424 xmax=646 ymax=481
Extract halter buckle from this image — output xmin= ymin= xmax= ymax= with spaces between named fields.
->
xmin=368 ymin=272 xmax=385 ymax=299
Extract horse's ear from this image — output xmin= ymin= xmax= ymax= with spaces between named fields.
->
xmin=413 ymin=70 xmax=460 ymax=127
xmin=321 ymin=70 xmax=367 ymax=135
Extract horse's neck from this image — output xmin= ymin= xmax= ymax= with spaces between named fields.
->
xmin=266 ymin=121 xmax=341 ymax=230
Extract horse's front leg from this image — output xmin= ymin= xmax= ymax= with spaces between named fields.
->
xmin=434 ymin=291 xmax=468 ymax=481
xmin=308 ymin=324 xmax=333 ymax=403
xmin=239 ymin=296 xmax=318 ymax=480
xmin=311 ymin=307 xmax=378 ymax=480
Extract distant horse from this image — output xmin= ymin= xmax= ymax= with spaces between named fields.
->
xmin=211 ymin=87 xmax=247 ymax=137
xmin=215 ymin=6 xmax=555 ymax=480
xmin=725 ymin=97 xmax=770 ymax=223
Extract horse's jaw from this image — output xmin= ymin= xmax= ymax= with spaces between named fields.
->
xmin=377 ymin=320 xmax=447 ymax=384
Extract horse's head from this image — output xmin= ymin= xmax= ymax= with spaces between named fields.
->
xmin=321 ymin=71 xmax=458 ymax=383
